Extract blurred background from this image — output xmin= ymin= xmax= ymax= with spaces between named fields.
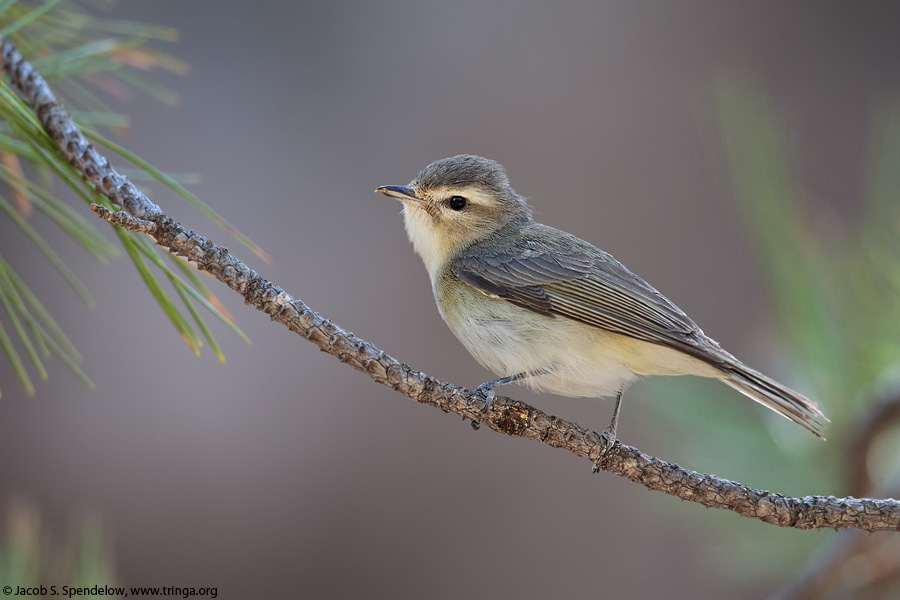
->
xmin=2 ymin=1 xmax=900 ymax=598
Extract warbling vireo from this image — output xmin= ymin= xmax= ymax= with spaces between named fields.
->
xmin=377 ymin=154 xmax=827 ymax=445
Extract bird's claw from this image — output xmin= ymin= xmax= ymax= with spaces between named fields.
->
xmin=472 ymin=385 xmax=496 ymax=412
xmin=591 ymin=429 xmax=618 ymax=473
xmin=467 ymin=385 xmax=496 ymax=431
xmin=599 ymin=427 xmax=617 ymax=454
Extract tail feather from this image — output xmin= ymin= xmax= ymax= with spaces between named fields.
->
xmin=719 ymin=367 xmax=828 ymax=439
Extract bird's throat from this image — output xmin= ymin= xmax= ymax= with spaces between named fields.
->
xmin=402 ymin=204 xmax=451 ymax=280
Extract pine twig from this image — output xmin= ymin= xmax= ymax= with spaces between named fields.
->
xmin=3 ymin=34 xmax=900 ymax=532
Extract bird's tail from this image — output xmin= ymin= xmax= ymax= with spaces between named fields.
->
xmin=718 ymin=365 xmax=828 ymax=439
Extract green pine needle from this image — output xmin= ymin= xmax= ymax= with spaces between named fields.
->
xmin=0 ymin=309 xmax=33 ymax=396
xmin=160 ymin=247 xmax=251 ymax=345
xmin=0 ymin=265 xmax=46 ymax=379
xmin=84 ymin=127 xmax=271 ymax=263
xmin=0 ymin=162 xmax=118 ymax=260
xmin=0 ymin=255 xmax=81 ymax=363
xmin=0 ymin=192 xmax=95 ymax=306
xmin=132 ymin=234 xmax=250 ymax=349
xmin=115 ymin=228 xmax=201 ymax=355
xmin=0 ymin=1 xmax=258 ymax=390
xmin=0 ymin=0 xmax=65 ymax=36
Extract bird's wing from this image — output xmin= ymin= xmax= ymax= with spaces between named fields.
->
xmin=450 ymin=224 xmax=726 ymax=365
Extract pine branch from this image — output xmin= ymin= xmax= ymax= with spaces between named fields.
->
xmin=3 ymin=34 xmax=898 ymax=532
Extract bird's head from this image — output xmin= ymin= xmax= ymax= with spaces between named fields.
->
xmin=377 ymin=155 xmax=532 ymax=275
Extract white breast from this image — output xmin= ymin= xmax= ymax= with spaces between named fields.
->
xmin=434 ymin=277 xmax=640 ymax=398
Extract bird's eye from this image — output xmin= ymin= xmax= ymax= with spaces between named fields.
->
xmin=448 ymin=196 xmax=467 ymax=211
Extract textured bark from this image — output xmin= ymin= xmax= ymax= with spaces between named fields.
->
xmin=4 ymin=35 xmax=899 ymax=532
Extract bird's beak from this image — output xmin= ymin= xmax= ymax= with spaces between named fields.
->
xmin=376 ymin=185 xmax=421 ymax=203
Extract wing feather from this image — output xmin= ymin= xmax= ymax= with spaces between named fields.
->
xmin=449 ymin=222 xmax=826 ymax=435
xmin=450 ymin=223 xmax=721 ymax=364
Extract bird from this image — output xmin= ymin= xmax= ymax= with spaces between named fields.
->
xmin=377 ymin=154 xmax=827 ymax=447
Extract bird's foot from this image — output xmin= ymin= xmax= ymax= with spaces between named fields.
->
xmin=468 ymin=383 xmax=498 ymax=431
xmin=469 ymin=372 xmax=532 ymax=431
xmin=472 ymin=383 xmax=497 ymax=412
xmin=591 ymin=426 xmax=619 ymax=473
xmin=593 ymin=388 xmax=623 ymax=471
xmin=600 ymin=425 xmax=618 ymax=453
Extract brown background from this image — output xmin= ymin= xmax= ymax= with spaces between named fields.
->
xmin=1 ymin=1 xmax=898 ymax=597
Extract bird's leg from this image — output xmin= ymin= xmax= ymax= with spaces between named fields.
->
xmin=600 ymin=388 xmax=624 ymax=452
xmin=468 ymin=374 xmax=528 ymax=430
xmin=592 ymin=388 xmax=625 ymax=472
xmin=472 ymin=369 xmax=548 ymax=410
xmin=472 ymin=372 xmax=528 ymax=410
xmin=469 ymin=371 xmax=534 ymax=431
